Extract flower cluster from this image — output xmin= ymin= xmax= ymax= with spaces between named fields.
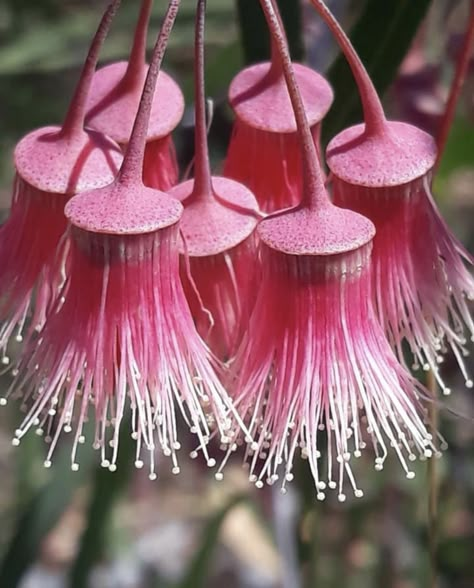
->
xmin=0 ymin=0 xmax=471 ymax=501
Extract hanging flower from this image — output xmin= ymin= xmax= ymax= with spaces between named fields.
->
xmin=224 ymin=27 xmax=333 ymax=213
xmin=308 ymin=0 xmax=474 ymax=393
xmin=6 ymin=0 xmax=246 ymax=478
xmin=0 ymin=0 xmax=123 ymax=371
xmin=85 ymin=0 xmax=184 ymax=190
xmin=169 ymin=0 xmax=260 ymax=359
xmin=216 ymin=0 xmax=440 ymax=499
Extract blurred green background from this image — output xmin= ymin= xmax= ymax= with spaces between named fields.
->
xmin=0 ymin=1 xmax=473 ymax=587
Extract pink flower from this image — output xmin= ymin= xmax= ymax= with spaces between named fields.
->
xmin=10 ymin=222 xmax=235 ymax=477
xmin=169 ymin=1 xmax=260 ymax=359
xmin=172 ymin=180 xmax=259 ymax=359
xmin=224 ymin=55 xmax=332 ymax=213
xmin=0 ymin=0 xmax=122 ymax=369
xmin=217 ymin=0 xmax=441 ymax=499
xmin=224 ymin=208 xmax=439 ymax=499
xmin=308 ymin=0 xmax=474 ymax=391
xmin=85 ymin=0 xmax=184 ymax=190
xmin=331 ymin=171 xmax=474 ymax=393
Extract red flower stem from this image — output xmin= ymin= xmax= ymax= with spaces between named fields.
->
xmin=61 ymin=0 xmax=121 ymax=139
xmin=192 ymin=0 xmax=213 ymax=198
xmin=124 ymin=0 xmax=154 ymax=87
xmin=258 ymin=0 xmax=328 ymax=211
xmin=268 ymin=0 xmax=285 ymax=76
xmin=436 ymin=0 xmax=474 ymax=169
xmin=427 ymin=8 xmax=474 ymax=580
xmin=309 ymin=0 xmax=386 ymax=136
xmin=118 ymin=0 xmax=180 ymax=188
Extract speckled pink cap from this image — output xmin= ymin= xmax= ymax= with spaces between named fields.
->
xmin=258 ymin=203 xmax=375 ymax=256
xmin=229 ymin=62 xmax=333 ymax=133
xmin=86 ymin=62 xmax=185 ymax=145
xmin=14 ymin=126 xmax=123 ymax=195
xmin=65 ymin=181 xmax=183 ymax=235
xmin=169 ymin=177 xmax=258 ymax=257
xmin=326 ymin=120 xmax=437 ymax=187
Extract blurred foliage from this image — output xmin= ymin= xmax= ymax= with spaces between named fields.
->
xmin=69 ymin=426 xmax=135 ymax=588
xmin=174 ymin=495 xmax=248 ymax=588
xmin=0 ymin=1 xmax=473 ymax=588
xmin=0 ymin=425 xmax=96 ymax=588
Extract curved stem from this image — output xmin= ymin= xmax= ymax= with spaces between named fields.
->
xmin=118 ymin=0 xmax=180 ymax=187
xmin=192 ymin=0 xmax=213 ymax=197
xmin=268 ymin=0 xmax=285 ymax=77
xmin=309 ymin=0 xmax=386 ymax=136
xmin=123 ymin=0 xmax=154 ymax=87
xmin=426 ymin=370 xmax=439 ymax=588
xmin=259 ymin=0 xmax=328 ymax=210
xmin=61 ymin=0 xmax=121 ymax=139
xmin=436 ymin=0 xmax=474 ymax=169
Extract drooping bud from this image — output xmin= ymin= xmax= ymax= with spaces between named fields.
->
xmin=223 ymin=0 xmax=333 ymax=213
xmin=310 ymin=0 xmax=474 ymax=393
xmin=86 ymin=0 xmax=184 ymax=190
xmin=169 ymin=0 xmax=260 ymax=359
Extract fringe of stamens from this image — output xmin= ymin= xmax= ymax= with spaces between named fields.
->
xmin=334 ymin=175 xmax=474 ymax=394
xmin=142 ymin=134 xmax=179 ymax=190
xmin=0 ymin=176 xmax=68 ymax=371
xmin=224 ymin=119 xmax=321 ymax=213
xmin=5 ymin=225 xmax=245 ymax=478
xmin=217 ymin=243 xmax=441 ymax=500
xmin=180 ymin=235 xmax=258 ymax=360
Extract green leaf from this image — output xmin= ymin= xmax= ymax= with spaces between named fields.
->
xmin=0 ymin=432 xmax=96 ymax=588
xmin=173 ymin=494 xmax=247 ymax=588
xmin=0 ymin=0 xmax=235 ymax=74
xmin=236 ymin=0 xmax=304 ymax=64
xmin=68 ymin=424 xmax=135 ymax=588
xmin=322 ymin=0 xmax=433 ymax=143
xmin=182 ymin=39 xmax=244 ymax=101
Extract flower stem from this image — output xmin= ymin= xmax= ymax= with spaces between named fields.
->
xmin=61 ymin=0 xmax=121 ymax=139
xmin=435 ymin=0 xmax=474 ymax=169
xmin=427 ymin=370 xmax=439 ymax=588
xmin=309 ymin=0 xmax=386 ymax=136
xmin=118 ymin=0 xmax=180 ymax=187
xmin=123 ymin=0 xmax=154 ymax=87
xmin=192 ymin=0 xmax=213 ymax=198
xmin=258 ymin=0 xmax=329 ymax=211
